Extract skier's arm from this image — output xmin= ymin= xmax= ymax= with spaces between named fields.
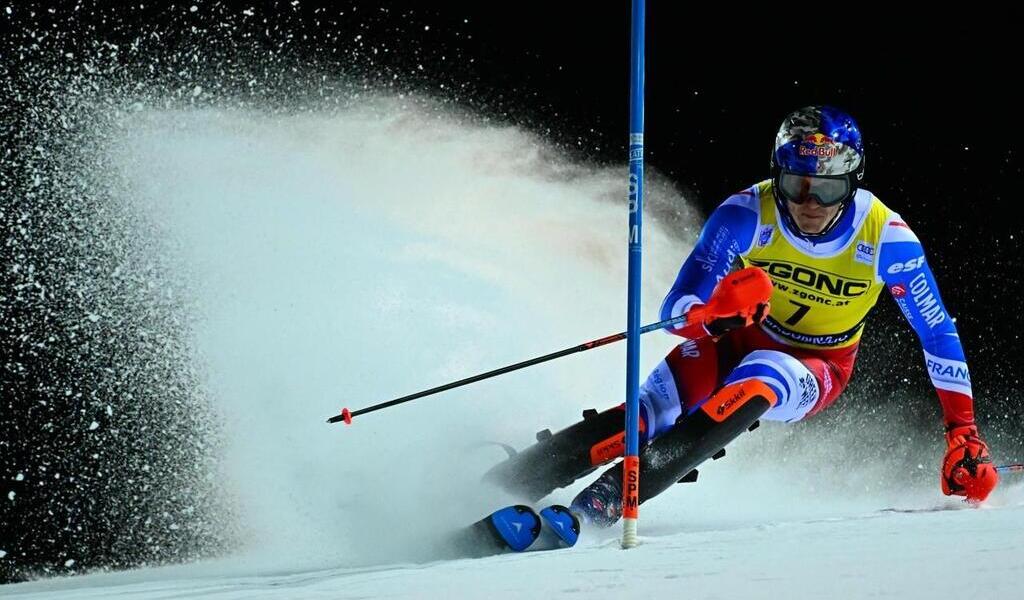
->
xmin=660 ymin=192 xmax=759 ymax=337
xmin=876 ymin=218 xmax=973 ymax=427
xmin=877 ymin=216 xmax=997 ymax=502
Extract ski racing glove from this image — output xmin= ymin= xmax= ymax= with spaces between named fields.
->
xmin=941 ymin=423 xmax=998 ymax=504
xmin=674 ymin=266 xmax=773 ymax=340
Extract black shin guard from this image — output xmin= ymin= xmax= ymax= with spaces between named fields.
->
xmin=481 ymin=406 xmax=641 ymax=502
xmin=579 ymin=388 xmax=772 ymax=523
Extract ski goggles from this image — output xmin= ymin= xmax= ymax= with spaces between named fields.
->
xmin=777 ymin=172 xmax=852 ymax=207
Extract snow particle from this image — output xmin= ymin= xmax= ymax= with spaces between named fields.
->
xmin=65 ymin=559 xmax=75 ymax=567
xmin=7 ymin=491 xmax=14 ymax=501
xmin=89 ymin=421 xmax=100 ymax=431
xmin=189 ymin=5 xmax=198 ymax=12
xmin=0 ymin=550 xmax=6 ymax=558
xmin=15 ymin=473 xmax=24 ymax=481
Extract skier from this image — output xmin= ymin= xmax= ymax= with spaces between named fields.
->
xmin=484 ymin=105 xmax=999 ymax=526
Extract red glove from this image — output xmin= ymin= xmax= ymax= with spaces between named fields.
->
xmin=942 ymin=424 xmax=998 ymax=504
xmin=674 ymin=266 xmax=773 ymax=339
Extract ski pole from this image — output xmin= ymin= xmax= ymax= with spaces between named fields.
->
xmin=326 ymin=313 xmax=692 ymax=426
xmin=996 ymin=463 xmax=1024 ymax=474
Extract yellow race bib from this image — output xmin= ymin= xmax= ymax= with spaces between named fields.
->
xmin=743 ymin=181 xmax=891 ymax=349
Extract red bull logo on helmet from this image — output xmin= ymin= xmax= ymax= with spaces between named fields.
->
xmin=798 ymin=132 xmax=839 ymax=158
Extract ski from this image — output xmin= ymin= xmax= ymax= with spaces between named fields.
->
xmin=878 ymin=504 xmax=970 ymax=514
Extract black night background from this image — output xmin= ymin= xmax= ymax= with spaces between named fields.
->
xmin=2 ymin=1 xmax=1022 ymax=584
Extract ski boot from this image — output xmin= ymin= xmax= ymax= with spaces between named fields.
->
xmin=569 ymin=472 xmax=623 ymax=528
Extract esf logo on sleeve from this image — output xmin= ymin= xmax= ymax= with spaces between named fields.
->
xmin=887 ymin=256 xmax=925 ymax=275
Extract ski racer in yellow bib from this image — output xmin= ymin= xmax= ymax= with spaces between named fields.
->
xmin=487 ymin=104 xmax=999 ymax=524
xmin=484 ymin=106 xmax=999 ymax=528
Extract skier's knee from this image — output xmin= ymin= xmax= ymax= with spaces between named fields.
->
xmin=639 ymin=360 xmax=683 ymax=439
xmin=725 ymin=350 xmax=819 ymax=422
xmin=699 ymin=378 xmax=778 ymax=422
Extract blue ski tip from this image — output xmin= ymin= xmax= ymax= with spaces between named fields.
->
xmin=489 ymin=505 xmax=541 ymax=552
xmin=540 ymin=504 xmax=581 ymax=547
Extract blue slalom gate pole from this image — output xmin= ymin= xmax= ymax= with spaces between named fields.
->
xmin=622 ymin=0 xmax=645 ymax=549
